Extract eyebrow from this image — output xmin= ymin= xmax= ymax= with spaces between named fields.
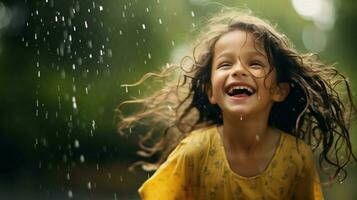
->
xmin=215 ymin=50 xmax=267 ymax=59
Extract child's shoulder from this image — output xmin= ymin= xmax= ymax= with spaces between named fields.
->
xmin=174 ymin=125 xmax=217 ymax=157
xmin=280 ymin=132 xmax=314 ymax=160
xmin=181 ymin=125 xmax=217 ymax=144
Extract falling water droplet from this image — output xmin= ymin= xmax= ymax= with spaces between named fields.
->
xmin=84 ymin=21 xmax=88 ymax=28
xmin=67 ymin=190 xmax=73 ymax=198
xmin=87 ymin=182 xmax=92 ymax=190
xmin=191 ymin=11 xmax=195 ymax=17
xmin=240 ymin=115 xmax=243 ymax=120
xmin=72 ymin=96 xmax=77 ymax=109
xmin=74 ymin=139 xmax=79 ymax=148
xmin=125 ymin=86 xmax=128 ymax=93
xmin=99 ymin=6 xmax=103 ymax=11
xmin=79 ymin=155 xmax=85 ymax=163
xmin=108 ymin=172 xmax=112 ymax=179
xmin=158 ymin=18 xmax=162 ymax=24
xmin=256 ymin=134 xmax=260 ymax=142
xmin=66 ymin=173 xmax=70 ymax=180
xmin=92 ymin=120 xmax=96 ymax=130
xmin=142 ymin=24 xmax=146 ymax=30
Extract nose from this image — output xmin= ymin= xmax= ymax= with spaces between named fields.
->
xmin=231 ymin=61 xmax=248 ymax=77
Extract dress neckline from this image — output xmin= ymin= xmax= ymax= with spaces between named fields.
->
xmin=213 ymin=125 xmax=284 ymax=180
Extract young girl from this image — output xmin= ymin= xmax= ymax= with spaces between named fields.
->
xmin=116 ymin=9 xmax=356 ymax=200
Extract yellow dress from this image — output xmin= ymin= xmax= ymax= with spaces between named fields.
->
xmin=138 ymin=126 xmax=324 ymax=200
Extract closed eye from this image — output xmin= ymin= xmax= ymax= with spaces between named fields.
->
xmin=218 ymin=63 xmax=232 ymax=69
xmin=249 ymin=61 xmax=264 ymax=68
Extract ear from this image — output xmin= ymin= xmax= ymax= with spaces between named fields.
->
xmin=272 ymin=82 xmax=290 ymax=102
xmin=207 ymin=85 xmax=217 ymax=104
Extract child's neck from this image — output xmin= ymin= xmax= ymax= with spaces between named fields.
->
xmin=220 ymin=112 xmax=274 ymax=154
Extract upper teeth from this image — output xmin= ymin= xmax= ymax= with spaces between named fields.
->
xmin=228 ymin=86 xmax=253 ymax=94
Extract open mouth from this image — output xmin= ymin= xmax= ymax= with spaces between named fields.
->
xmin=226 ymin=85 xmax=255 ymax=97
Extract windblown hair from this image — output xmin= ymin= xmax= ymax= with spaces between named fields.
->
xmin=116 ymin=9 xmax=356 ymax=181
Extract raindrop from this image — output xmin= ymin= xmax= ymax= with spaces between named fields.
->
xmin=107 ymin=49 xmax=112 ymax=57
xmin=147 ymin=53 xmax=151 ymax=59
xmin=37 ymin=70 xmax=41 ymax=78
xmin=99 ymin=6 xmax=103 ymax=11
xmin=88 ymin=40 xmax=93 ymax=48
xmin=240 ymin=115 xmax=243 ymax=120
xmin=108 ymin=172 xmax=112 ymax=179
xmin=142 ymin=24 xmax=146 ymax=30
xmin=67 ymin=190 xmax=73 ymax=198
xmin=66 ymin=173 xmax=71 ymax=180
xmin=92 ymin=120 xmax=96 ymax=130
xmin=158 ymin=18 xmax=162 ymax=24
xmin=125 ymin=86 xmax=128 ymax=93
xmin=79 ymin=155 xmax=85 ymax=163
xmin=255 ymin=134 xmax=260 ymax=142
xmin=87 ymin=182 xmax=92 ymax=190
xmin=85 ymin=87 xmax=89 ymax=94
xmin=77 ymin=58 xmax=82 ymax=65
xmin=74 ymin=139 xmax=79 ymax=148
xmin=191 ymin=11 xmax=195 ymax=17
xmin=84 ymin=21 xmax=88 ymax=28
xmin=72 ymin=96 xmax=77 ymax=109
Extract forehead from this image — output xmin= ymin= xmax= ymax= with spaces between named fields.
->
xmin=213 ymin=30 xmax=266 ymax=57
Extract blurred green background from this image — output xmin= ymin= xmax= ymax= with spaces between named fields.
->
xmin=0 ymin=0 xmax=356 ymax=199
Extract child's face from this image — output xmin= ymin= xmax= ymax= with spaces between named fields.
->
xmin=208 ymin=30 xmax=289 ymax=119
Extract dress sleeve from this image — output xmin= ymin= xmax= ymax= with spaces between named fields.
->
xmin=138 ymin=140 xmax=199 ymax=200
xmin=293 ymin=145 xmax=324 ymax=200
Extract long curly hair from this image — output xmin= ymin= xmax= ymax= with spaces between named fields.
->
xmin=116 ymin=9 xmax=356 ymax=181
